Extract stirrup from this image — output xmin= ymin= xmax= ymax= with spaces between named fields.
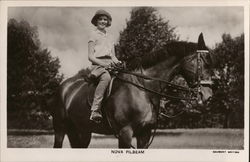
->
xmin=90 ymin=111 xmax=102 ymax=123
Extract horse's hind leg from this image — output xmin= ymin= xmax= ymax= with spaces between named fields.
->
xmin=54 ymin=129 xmax=65 ymax=148
xmin=67 ymin=126 xmax=81 ymax=148
xmin=79 ymin=131 xmax=92 ymax=148
xmin=66 ymin=120 xmax=91 ymax=148
xmin=118 ymin=125 xmax=133 ymax=148
xmin=67 ymin=128 xmax=92 ymax=148
xmin=136 ymin=128 xmax=151 ymax=148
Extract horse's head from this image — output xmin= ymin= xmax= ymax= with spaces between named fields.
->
xmin=180 ymin=33 xmax=214 ymax=106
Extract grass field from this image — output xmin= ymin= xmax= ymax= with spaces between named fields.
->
xmin=7 ymin=128 xmax=244 ymax=149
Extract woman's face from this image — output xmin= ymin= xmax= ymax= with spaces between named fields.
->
xmin=96 ymin=15 xmax=108 ymax=30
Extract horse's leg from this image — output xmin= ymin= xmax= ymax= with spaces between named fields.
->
xmin=136 ymin=128 xmax=152 ymax=148
xmin=53 ymin=128 xmax=65 ymax=148
xmin=79 ymin=131 xmax=92 ymax=148
xmin=67 ymin=125 xmax=91 ymax=148
xmin=67 ymin=125 xmax=81 ymax=148
xmin=118 ymin=125 xmax=133 ymax=148
xmin=67 ymin=122 xmax=92 ymax=148
xmin=68 ymin=131 xmax=92 ymax=148
xmin=53 ymin=113 xmax=66 ymax=148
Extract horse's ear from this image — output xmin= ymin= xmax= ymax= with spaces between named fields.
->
xmin=198 ymin=33 xmax=207 ymax=50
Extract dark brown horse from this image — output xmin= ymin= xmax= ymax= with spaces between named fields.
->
xmin=52 ymin=34 xmax=214 ymax=148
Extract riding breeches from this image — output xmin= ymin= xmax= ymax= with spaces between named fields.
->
xmin=90 ymin=66 xmax=111 ymax=112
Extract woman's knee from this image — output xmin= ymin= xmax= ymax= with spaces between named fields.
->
xmin=100 ymin=72 xmax=111 ymax=82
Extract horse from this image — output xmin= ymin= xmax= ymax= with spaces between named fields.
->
xmin=51 ymin=33 xmax=214 ymax=148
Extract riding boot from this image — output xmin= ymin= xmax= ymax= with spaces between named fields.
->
xmin=90 ymin=108 xmax=102 ymax=123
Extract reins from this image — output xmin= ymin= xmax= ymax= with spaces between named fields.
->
xmin=114 ymin=68 xmax=197 ymax=93
xmin=111 ymin=68 xmax=197 ymax=101
xmin=114 ymin=74 xmax=196 ymax=101
xmin=110 ymin=49 xmax=212 ymax=102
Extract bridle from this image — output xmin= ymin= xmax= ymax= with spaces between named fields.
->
xmin=189 ymin=50 xmax=214 ymax=103
xmin=111 ymin=50 xmax=213 ymax=103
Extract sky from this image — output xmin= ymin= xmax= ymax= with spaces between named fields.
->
xmin=8 ymin=7 xmax=244 ymax=78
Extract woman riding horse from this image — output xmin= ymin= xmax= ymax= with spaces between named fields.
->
xmin=52 ymin=27 xmax=214 ymax=148
xmin=88 ymin=10 xmax=121 ymax=123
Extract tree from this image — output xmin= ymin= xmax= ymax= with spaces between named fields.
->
xmin=116 ymin=7 xmax=179 ymax=69
xmin=210 ymin=33 xmax=244 ymax=128
xmin=7 ymin=19 xmax=63 ymax=129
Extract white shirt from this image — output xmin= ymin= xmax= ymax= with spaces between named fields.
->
xmin=88 ymin=29 xmax=115 ymax=58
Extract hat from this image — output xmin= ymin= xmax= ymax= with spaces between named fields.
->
xmin=91 ymin=9 xmax=112 ymax=27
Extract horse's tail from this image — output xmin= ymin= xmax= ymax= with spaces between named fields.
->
xmin=49 ymin=88 xmax=68 ymax=148
xmin=50 ymin=88 xmax=67 ymax=124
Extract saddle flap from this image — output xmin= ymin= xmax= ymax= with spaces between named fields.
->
xmin=87 ymin=77 xmax=116 ymax=107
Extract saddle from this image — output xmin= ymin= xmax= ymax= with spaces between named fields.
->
xmin=77 ymin=63 xmax=123 ymax=124
xmin=86 ymin=76 xmax=116 ymax=110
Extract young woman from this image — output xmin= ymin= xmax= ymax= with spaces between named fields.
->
xmin=88 ymin=10 xmax=120 ymax=123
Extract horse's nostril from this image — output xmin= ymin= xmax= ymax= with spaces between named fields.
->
xmin=205 ymin=97 xmax=212 ymax=105
xmin=197 ymin=100 xmax=203 ymax=106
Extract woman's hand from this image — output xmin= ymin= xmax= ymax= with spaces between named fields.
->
xmin=111 ymin=60 xmax=121 ymax=66
xmin=102 ymin=62 xmax=111 ymax=68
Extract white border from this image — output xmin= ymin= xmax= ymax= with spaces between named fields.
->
xmin=0 ymin=1 xmax=249 ymax=162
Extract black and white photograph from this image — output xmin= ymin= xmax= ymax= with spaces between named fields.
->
xmin=0 ymin=0 xmax=249 ymax=162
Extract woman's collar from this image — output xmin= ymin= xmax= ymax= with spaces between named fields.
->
xmin=95 ymin=28 xmax=107 ymax=36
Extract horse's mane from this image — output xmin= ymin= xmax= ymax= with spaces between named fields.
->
xmin=128 ymin=33 xmax=209 ymax=70
xmin=141 ymin=41 xmax=199 ymax=69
